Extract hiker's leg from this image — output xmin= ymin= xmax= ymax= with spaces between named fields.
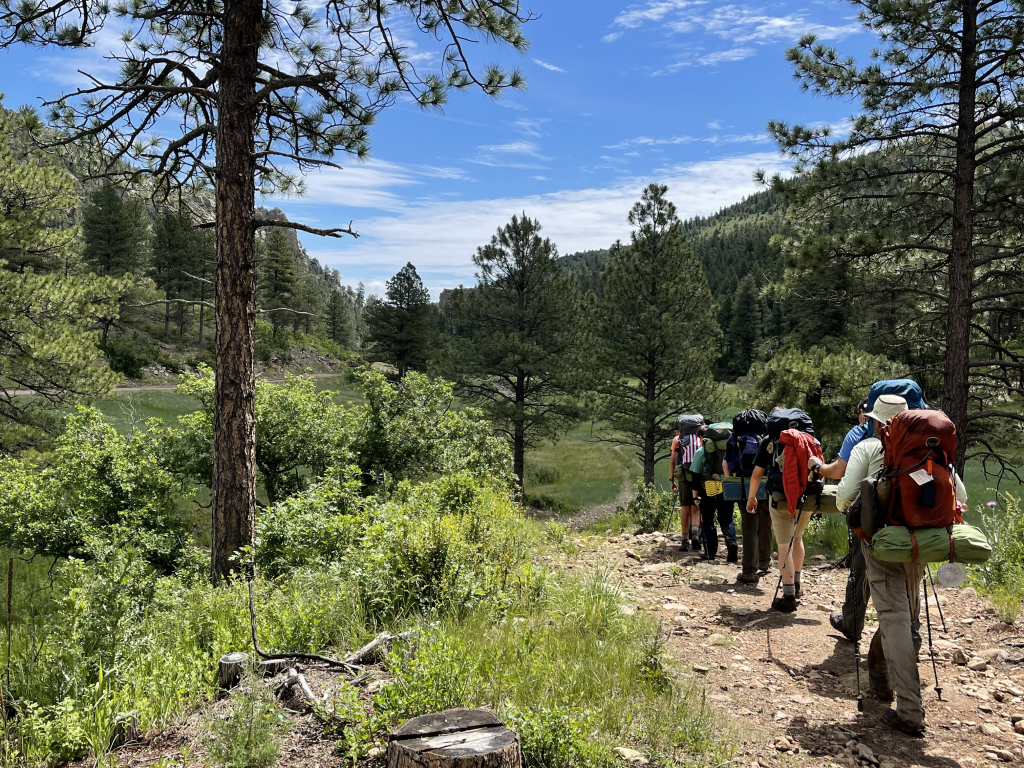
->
xmin=769 ymin=504 xmax=797 ymax=585
xmin=863 ymin=541 xmax=924 ymax=727
xmin=906 ymin=563 xmax=925 ymax=655
xmin=741 ymin=503 xmax=759 ymax=575
xmin=841 ymin=530 xmax=868 ymax=639
xmin=699 ymin=496 xmax=719 ymax=558
xmin=718 ymin=500 xmax=737 ymax=545
xmin=756 ymin=498 xmax=772 ymax=571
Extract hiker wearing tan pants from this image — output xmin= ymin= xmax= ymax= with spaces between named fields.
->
xmin=862 ymin=540 xmax=926 ymax=734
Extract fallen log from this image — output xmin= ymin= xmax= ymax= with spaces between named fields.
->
xmin=387 ymin=708 xmax=522 ymax=768
xmin=344 ymin=632 xmax=394 ymax=666
xmin=279 ymin=667 xmax=319 ymax=709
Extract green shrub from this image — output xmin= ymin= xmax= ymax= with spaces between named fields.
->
xmin=992 ymin=588 xmax=1021 ymax=626
xmin=526 ymin=464 xmax=562 ymax=486
xmin=103 ymin=333 xmax=157 ymax=378
xmin=204 ymin=672 xmax=290 ymax=768
xmin=970 ymin=493 xmax=1024 ymax=615
xmin=527 ymin=493 xmax=579 ymax=515
xmin=625 ymin=479 xmax=675 ymax=534
xmin=806 ymin=513 xmax=849 ymax=559
xmin=0 ymin=408 xmax=193 ymax=571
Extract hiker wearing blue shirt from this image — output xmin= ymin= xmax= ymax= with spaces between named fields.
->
xmin=814 ymin=399 xmax=869 ymax=480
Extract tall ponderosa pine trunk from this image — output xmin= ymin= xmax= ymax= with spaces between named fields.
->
xmin=211 ymin=0 xmax=261 ymax=581
xmin=944 ymin=0 xmax=978 ymax=476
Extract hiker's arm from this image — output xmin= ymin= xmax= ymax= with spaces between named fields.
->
xmin=745 ymin=465 xmax=765 ymax=513
xmin=953 ymin=471 xmax=967 ymax=504
xmin=812 ymin=457 xmax=847 ymax=480
xmin=722 ymin=459 xmax=731 ymax=478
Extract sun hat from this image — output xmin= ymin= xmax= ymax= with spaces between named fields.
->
xmin=865 ymin=394 xmax=908 ymax=425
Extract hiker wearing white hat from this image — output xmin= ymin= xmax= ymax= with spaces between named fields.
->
xmin=835 ymin=394 xmax=967 ymax=736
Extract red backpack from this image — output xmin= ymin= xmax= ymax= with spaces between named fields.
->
xmin=879 ymin=411 xmax=958 ymax=528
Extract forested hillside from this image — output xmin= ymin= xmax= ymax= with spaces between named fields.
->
xmin=2 ymin=103 xmax=364 ymax=381
xmin=558 ymin=189 xmax=787 ymax=377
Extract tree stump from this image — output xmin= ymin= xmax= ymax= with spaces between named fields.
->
xmin=218 ymin=651 xmax=249 ymax=691
xmin=387 ymin=708 xmax=522 ymax=768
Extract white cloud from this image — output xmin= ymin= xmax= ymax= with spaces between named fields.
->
xmin=533 ymin=58 xmax=566 ymax=72
xmin=707 ymin=120 xmax=724 ymax=130
xmin=265 ymin=159 xmax=469 ymax=213
xmin=696 ymin=47 xmax=757 ymax=65
xmin=469 ymin=140 xmax=547 ymax=168
xmin=513 ymin=117 xmax=548 ymax=137
xmin=604 ymin=0 xmax=860 ymax=64
xmin=301 ymin=152 xmax=791 ymax=279
xmin=607 ymin=131 xmax=769 ymax=149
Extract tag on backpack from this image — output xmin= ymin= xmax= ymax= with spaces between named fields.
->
xmin=909 ymin=468 xmax=934 ymax=486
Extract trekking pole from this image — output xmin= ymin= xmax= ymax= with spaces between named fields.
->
xmin=925 ymin=564 xmax=947 ymax=632
xmin=922 ymin=573 xmax=944 ymax=702
xmin=853 ymin=552 xmax=864 ymax=712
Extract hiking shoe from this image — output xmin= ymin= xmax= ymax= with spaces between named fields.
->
xmin=794 ymin=581 xmax=802 ymax=599
xmin=680 ymin=539 xmax=690 ymax=552
xmin=772 ymin=594 xmax=798 ymax=613
xmin=881 ymin=710 xmax=923 ymax=737
xmin=690 ymin=536 xmax=703 ymax=550
xmin=829 ymin=612 xmax=856 ymax=643
xmin=726 ymin=545 xmax=738 ymax=563
xmin=738 ymin=572 xmax=760 ymax=584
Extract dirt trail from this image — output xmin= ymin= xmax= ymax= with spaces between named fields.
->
xmin=574 ymin=529 xmax=1024 ymax=768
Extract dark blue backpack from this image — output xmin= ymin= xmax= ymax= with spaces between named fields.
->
xmin=865 ymin=379 xmax=927 ymax=435
xmin=726 ymin=433 xmax=761 ymax=477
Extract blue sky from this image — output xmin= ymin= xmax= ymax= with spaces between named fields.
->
xmin=0 ymin=0 xmax=873 ymax=297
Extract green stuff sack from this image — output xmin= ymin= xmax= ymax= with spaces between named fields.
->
xmin=870 ymin=524 xmax=992 ymax=564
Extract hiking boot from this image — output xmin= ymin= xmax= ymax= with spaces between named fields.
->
xmin=794 ymin=582 xmax=802 ymax=599
xmin=830 ymin=611 xmax=856 ymax=643
xmin=738 ymin=571 xmax=760 ymax=584
xmin=680 ymin=539 xmax=690 ymax=552
xmin=690 ymin=535 xmax=703 ymax=550
xmin=726 ymin=544 xmax=738 ymax=563
xmin=772 ymin=594 xmax=798 ymax=613
xmin=881 ymin=710 xmax=923 ymax=737
xmin=700 ymin=551 xmax=715 ymax=561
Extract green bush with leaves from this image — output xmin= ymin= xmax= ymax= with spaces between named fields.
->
xmin=0 ymin=407 xmax=194 ymax=571
xmin=625 ymin=479 xmax=675 ymax=534
xmin=970 ymin=493 xmax=1024 ymax=624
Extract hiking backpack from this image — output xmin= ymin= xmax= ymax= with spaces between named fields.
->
xmin=728 ymin=409 xmax=767 ymax=477
xmin=879 ymin=410 xmax=958 ymax=529
xmin=677 ymin=414 xmax=704 ymax=436
xmin=733 ymin=408 xmax=768 ymax=436
xmin=764 ymin=408 xmax=814 ymax=492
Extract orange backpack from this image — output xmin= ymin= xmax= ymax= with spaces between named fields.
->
xmin=879 ymin=411 xmax=958 ymax=529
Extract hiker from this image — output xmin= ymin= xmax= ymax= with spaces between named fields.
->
xmin=691 ymin=421 xmax=738 ymax=562
xmin=818 ymin=381 xmax=928 ymax=642
xmin=744 ymin=407 xmax=818 ymax=612
xmin=670 ymin=416 xmax=704 ymax=551
xmin=726 ymin=409 xmax=771 ymax=583
xmin=836 ymin=395 xmax=967 ymax=736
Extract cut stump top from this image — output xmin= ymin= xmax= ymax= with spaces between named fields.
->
xmin=391 ymin=709 xmax=503 ymax=740
xmin=389 ymin=709 xmax=521 ymax=767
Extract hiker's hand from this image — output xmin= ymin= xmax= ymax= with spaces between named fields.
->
xmin=671 ymin=482 xmax=676 ymax=493
xmin=807 ymin=457 xmax=823 ymax=471
xmin=746 ymin=498 xmax=757 ymax=514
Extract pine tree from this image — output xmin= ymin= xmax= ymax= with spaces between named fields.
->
xmin=766 ymin=0 xmax=1024 ymax=470
xmin=0 ymin=104 xmax=122 ymax=452
xmin=363 ymin=263 xmax=433 ymax=378
xmin=258 ymin=228 xmax=298 ymax=341
xmin=589 ymin=184 xmax=721 ymax=484
xmin=82 ymin=184 xmax=149 ymax=277
xmin=326 ymin=288 xmax=353 ymax=348
xmin=445 ymin=216 xmax=582 ymax=488
xmin=727 ymin=274 xmax=762 ymax=378
xmin=151 ymin=210 xmax=211 ymax=341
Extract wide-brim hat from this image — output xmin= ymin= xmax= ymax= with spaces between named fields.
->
xmin=865 ymin=394 xmax=908 ymax=424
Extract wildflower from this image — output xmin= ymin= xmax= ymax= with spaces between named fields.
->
xmin=987 ymin=501 xmax=998 ymax=508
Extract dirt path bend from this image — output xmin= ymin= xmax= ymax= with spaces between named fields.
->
xmin=528 ymin=446 xmax=638 ymax=531
xmin=561 ymin=529 xmax=1024 ymax=768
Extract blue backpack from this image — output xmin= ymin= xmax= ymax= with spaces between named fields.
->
xmin=726 ymin=433 xmax=762 ymax=477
